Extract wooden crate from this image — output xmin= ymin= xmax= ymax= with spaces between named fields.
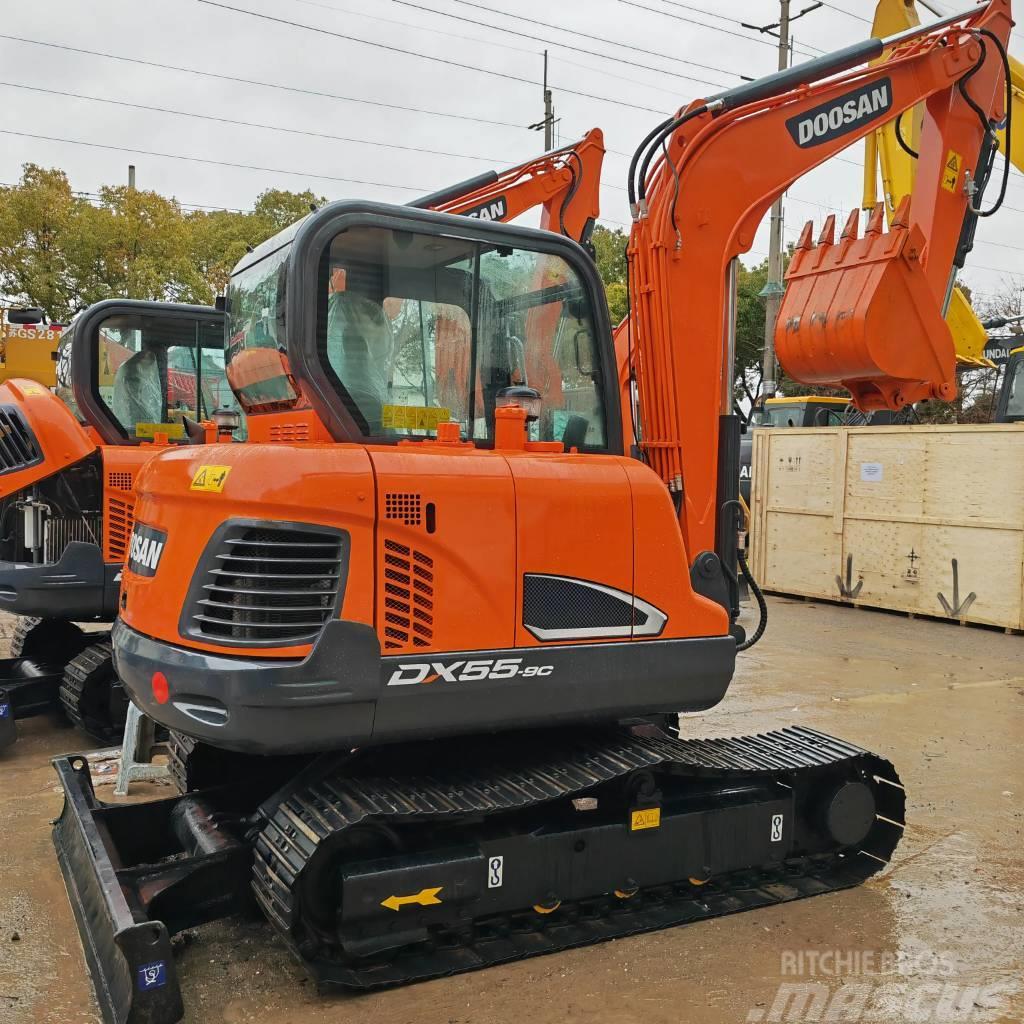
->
xmin=748 ymin=424 xmax=1024 ymax=630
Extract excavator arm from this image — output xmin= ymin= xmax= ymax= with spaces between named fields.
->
xmin=627 ymin=1 xmax=1010 ymax=570
xmin=414 ymin=128 xmax=604 ymax=243
xmin=865 ymin=0 xmax=1020 ymax=364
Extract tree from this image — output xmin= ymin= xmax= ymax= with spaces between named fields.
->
xmin=0 ymin=165 xmax=328 ymax=320
xmin=590 ymin=224 xmax=628 ymax=323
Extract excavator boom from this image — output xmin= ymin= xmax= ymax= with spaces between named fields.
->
xmin=628 ymin=1 xmax=1011 ymax=572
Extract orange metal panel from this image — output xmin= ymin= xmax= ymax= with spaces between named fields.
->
xmin=121 ymin=443 xmax=376 ymax=657
xmin=369 ymin=446 xmax=516 ymax=655
xmin=622 ymin=459 xmax=729 ymax=640
xmin=505 ymin=453 xmax=634 ymax=648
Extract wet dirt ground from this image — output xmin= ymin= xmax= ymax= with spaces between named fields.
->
xmin=1 ymin=597 xmax=1021 ymax=1024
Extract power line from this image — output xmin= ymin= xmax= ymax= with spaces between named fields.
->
xmin=395 ymin=0 xmax=735 ymax=88
xmin=817 ymin=1 xmax=870 ymax=25
xmin=195 ymin=0 xmax=667 ymax=113
xmin=0 ymin=33 xmax=531 ymax=130
xmin=616 ymin=0 xmax=821 ymax=58
xmin=0 ymin=128 xmax=433 ymax=192
xmin=291 ymin=0 xmax=704 ymax=97
xmin=0 ymin=81 xmax=512 ymax=165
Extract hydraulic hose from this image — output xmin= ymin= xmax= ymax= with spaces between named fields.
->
xmin=736 ymin=548 xmax=768 ymax=652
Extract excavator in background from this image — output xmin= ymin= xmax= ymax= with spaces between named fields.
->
xmin=0 ymin=300 xmax=238 ymax=750
xmin=0 ymin=307 xmax=61 ymax=386
xmin=52 ymin=5 xmax=1011 ymax=1022
xmin=865 ymin=0 xmax=1022 ymax=365
xmin=0 ymin=134 xmax=607 ymax=750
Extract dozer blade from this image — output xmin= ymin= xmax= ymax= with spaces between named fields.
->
xmin=0 ymin=657 xmax=70 ymax=749
xmin=52 ymin=756 xmax=182 ymax=1024
xmin=776 ymin=200 xmax=957 ymax=412
xmin=52 ymin=755 xmax=252 ymax=1024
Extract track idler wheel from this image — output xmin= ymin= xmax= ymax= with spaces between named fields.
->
xmin=9 ymin=616 xmax=90 ymax=661
xmin=59 ymin=641 xmax=129 ymax=743
xmin=821 ymin=779 xmax=876 ymax=848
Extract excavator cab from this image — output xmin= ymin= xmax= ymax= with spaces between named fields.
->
xmin=995 ymin=346 xmax=1024 ymax=421
xmin=0 ymin=300 xmax=237 ymax=747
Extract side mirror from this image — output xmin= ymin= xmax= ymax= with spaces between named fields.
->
xmin=574 ymin=328 xmax=594 ymax=377
xmin=6 ymin=307 xmax=45 ymax=325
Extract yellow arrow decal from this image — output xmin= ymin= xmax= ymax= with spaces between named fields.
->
xmin=380 ymin=887 xmax=443 ymax=912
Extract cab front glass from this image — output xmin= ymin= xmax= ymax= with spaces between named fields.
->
xmin=78 ymin=312 xmax=243 ymax=442
xmin=312 ymin=223 xmax=609 ymax=448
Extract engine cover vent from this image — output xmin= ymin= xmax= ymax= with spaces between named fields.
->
xmin=105 ymin=495 xmax=136 ymax=563
xmin=0 ymin=405 xmax=43 ymax=475
xmin=182 ymin=520 xmax=349 ymax=647
xmin=522 ymin=574 xmax=667 ymax=642
xmin=381 ymin=538 xmax=434 ymax=650
xmin=384 ymin=492 xmax=422 ymax=527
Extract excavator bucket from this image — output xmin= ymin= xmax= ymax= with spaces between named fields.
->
xmin=776 ymin=200 xmax=957 ymax=411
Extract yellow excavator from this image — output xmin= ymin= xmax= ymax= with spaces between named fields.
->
xmin=0 ymin=307 xmax=60 ymax=386
xmin=866 ymin=0 xmax=1022 ymax=365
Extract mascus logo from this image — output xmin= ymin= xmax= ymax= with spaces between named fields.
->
xmin=127 ymin=523 xmax=167 ymax=577
xmin=787 ymin=79 xmax=892 ymax=148
xmin=387 ymin=657 xmax=553 ymax=686
xmin=462 ymin=196 xmax=508 ymax=222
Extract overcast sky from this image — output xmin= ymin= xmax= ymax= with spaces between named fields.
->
xmin=2 ymin=0 xmax=1023 ymax=301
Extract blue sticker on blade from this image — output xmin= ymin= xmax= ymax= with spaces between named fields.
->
xmin=137 ymin=962 xmax=167 ymax=991
xmin=0 ymin=703 xmax=10 ymax=718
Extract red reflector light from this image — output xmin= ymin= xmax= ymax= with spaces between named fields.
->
xmin=152 ymin=671 xmax=169 ymax=705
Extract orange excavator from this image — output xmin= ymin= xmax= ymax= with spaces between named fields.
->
xmin=52 ymin=5 xmax=1010 ymax=1021
xmin=0 ymin=134 xmax=606 ymax=750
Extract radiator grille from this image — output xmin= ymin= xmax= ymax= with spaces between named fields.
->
xmin=0 ymin=405 xmax=43 ymax=475
xmin=43 ymin=515 xmax=103 ymax=563
xmin=269 ymin=422 xmax=312 ymax=442
xmin=106 ymin=495 xmax=136 ymax=562
xmin=382 ymin=539 xmax=434 ymax=650
xmin=384 ymin=492 xmax=421 ymax=526
xmin=185 ymin=522 xmax=346 ymax=646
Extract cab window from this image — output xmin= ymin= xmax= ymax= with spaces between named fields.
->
xmin=1006 ymin=357 xmax=1024 ymax=420
xmin=316 ymin=224 xmax=608 ymax=448
xmin=94 ymin=313 xmax=242 ymax=442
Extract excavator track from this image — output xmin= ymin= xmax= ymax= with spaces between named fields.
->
xmin=252 ymin=726 xmax=904 ymax=990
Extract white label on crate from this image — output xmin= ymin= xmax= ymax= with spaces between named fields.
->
xmin=860 ymin=461 xmax=884 ymax=482
xmin=487 ymin=855 xmax=504 ymax=888
xmin=771 ymin=814 xmax=784 ymax=842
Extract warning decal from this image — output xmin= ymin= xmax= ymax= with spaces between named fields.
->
xmin=381 ymin=405 xmax=451 ymax=431
xmin=190 ymin=465 xmax=231 ymax=492
xmin=941 ymin=150 xmax=962 ymax=193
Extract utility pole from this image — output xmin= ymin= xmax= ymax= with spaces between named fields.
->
xmin=128 ymin=164 xmax=136 ymax=190
xmin=543 ymin=50 xmax=554 ymax=149
xmin=743 ymin=2 xmax=822 ymax=401
xmin=760 ymin=3 xmax=789 ymax=401
xmin=529 ymin=51 xmax=556 ymax=149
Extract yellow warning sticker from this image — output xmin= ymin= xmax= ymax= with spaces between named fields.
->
xmin=942 ymin=149 xmax=962 ymax=193
xmin=630 ymin=807 xmax=661 ymax=831
xmin=136 ymin=421 xmax=185 ymax=440
xmin=381 ymin=404 xmax=451 ymax=431
xmin=190 ymin=465 xmax=231 ymax=492
xmin=20 ymin=384 xmax=46 ymax=396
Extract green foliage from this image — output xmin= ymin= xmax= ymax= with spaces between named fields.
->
xmin=0 ymin=165 xmax=327 ymax=322
xmin=590 ymin=224 xmax=628 ymax=324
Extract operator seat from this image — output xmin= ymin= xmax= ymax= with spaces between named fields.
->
xmin=112 ymin=349 xmax=164 ymax=435
xmin=326 ymin=293 xmax=395 ymax=434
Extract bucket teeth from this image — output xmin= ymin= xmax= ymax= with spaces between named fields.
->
xmin=796 ymin=219 xmax=815 ymax=251
xmin=817 ymin=214 xmax=836 ymax=247
xmin=891 ymin=194 xmax=911 ymax=228
xmin=865 ymin=202 xmax=885 ymax=235
xmin=840 ymin=208 xmax=860 ymax=241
